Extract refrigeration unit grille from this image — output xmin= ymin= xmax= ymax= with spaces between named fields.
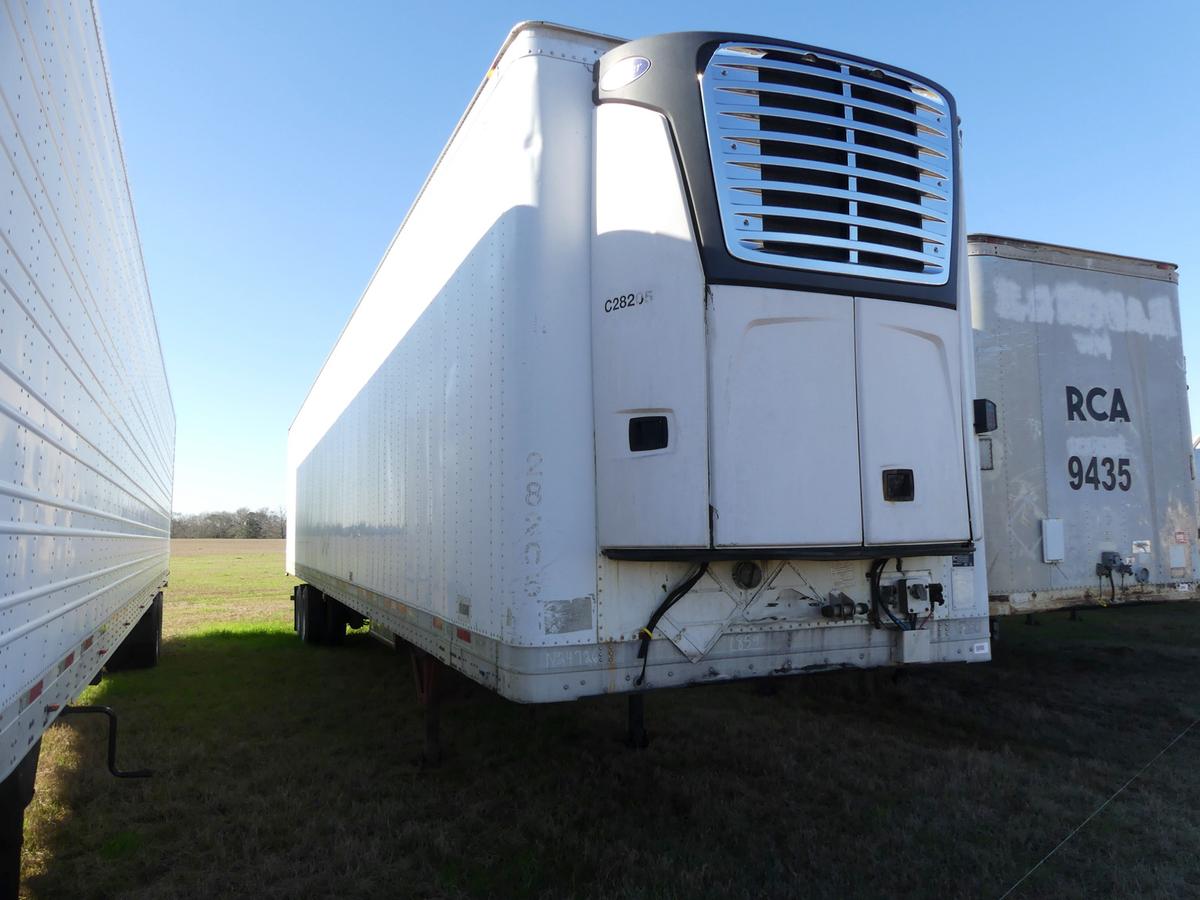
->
xmin=700 ymin=42 xmax=954 ymax=284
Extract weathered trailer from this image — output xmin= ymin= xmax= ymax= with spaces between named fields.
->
xmin=287 ymin=22 xmax=992 ymax=746
xmin=0 ymin=0 xmax=175 ymax=885
xmin=970 ymin=234 xmax=1196 ymax=615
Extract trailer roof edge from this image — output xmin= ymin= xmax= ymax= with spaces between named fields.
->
xmin=290 ymin=22 xmax=627 ymax=433
xmin=968 ymin=233 xmax=1178 ymax=283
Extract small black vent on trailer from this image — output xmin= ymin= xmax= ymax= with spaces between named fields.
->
xmin=628 ymin=416 xmax=669 ymax=452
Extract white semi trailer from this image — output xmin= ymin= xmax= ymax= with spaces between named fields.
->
xmin=287 ymin=23 xmax=993 ymax=749
xmin=0 ymin=0 xmax=174 ymax=885
xmin=971 ymin=235 xmax=1196 ymax=616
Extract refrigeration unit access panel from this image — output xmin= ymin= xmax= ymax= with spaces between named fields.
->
xmin=592 ymin=33 xmax=975 ymax=559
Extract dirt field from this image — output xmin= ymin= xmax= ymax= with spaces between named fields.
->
xmin=20 ymin=540 xmax=1200 ymax=898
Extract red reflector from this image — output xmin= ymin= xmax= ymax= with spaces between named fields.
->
xmin=28 ymin=682 xmax=43 ymax=703
xmin=63 ymin=652 xmax=75 ymax=669
xmin=82 ymin=637 xmax=93 ymax=651
xmin=455 ymin=627 xmax=471 ymax=643
xmin=432 ymin=617 xmax=444 ymax=631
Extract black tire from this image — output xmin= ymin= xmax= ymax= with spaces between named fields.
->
xmin=298 ymin=585 xmax=326 ymax=645
xmin=323 ymin=598 xmax=347 ymax=646
xmin=107 ymin=592 xmax=163 ymax=671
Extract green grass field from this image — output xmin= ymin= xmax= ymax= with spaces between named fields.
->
xmin=20 ymin=540 xmax=1200 ymax=898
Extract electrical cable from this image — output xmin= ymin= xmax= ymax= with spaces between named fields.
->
xmin=868 ymin=557 xmax=909 ymax=631
xmin=868 ymin=558 xmax=885 ymax=628
xmin=633 ymin=561 xmax=709 ymax=688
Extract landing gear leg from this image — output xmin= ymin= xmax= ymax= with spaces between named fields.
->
xmin=857 ymin=669 xmax=879 ymax=699
xmin=753 ymin=677 xmax=780 ymax=697
xmin=627 ymin=694 xmax=649 ymax=749
xmin=0 ymin=740 xmax=40 ymax=897
xmin=411 ymin=647 xmax=441 ymax=766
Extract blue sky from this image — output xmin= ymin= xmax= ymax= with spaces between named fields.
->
xmin=99 ymin=0 xmax=1200 ymax=514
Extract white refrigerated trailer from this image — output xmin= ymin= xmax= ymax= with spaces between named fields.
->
xmin=0 ymin=0 xmax=174 ymax=885
xmin=287 ymin=23 xmax=992 ymax=741
xmin=970 ymin=234 xmax=1196 ymax=615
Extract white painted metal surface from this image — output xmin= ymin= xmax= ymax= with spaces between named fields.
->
xmin=291 ymin=24 xmax=606 ymax=652
xmin=856 ymin=298 xmax=971 ymax=544
xmin=592 ymin=102 xmax=709 ymax=549
xmin=0 ymin=0 xmax=174 ymax=779
xmin=289 ymin=23 xmax=991 ymax=704
xmin=707 ymin=286 xmax=861 ymax=547
xmin=971 ymin=235 xmax=1195 ymax=613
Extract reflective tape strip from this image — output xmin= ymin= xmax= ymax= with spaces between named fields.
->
xmin=23 ymin=681 xmax=43 ymax=710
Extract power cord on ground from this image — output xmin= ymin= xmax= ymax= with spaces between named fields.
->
xmin=997 ymin=717 xmax=1199 ymax=899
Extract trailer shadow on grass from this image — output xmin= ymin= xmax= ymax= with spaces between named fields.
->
xmin=21 ymin=607 xmax=1200 ymax=900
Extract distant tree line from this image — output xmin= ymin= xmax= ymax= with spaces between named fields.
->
xmin=171 ymin=507 xmax=286 ymax=539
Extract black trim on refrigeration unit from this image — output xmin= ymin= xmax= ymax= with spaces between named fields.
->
xmin=603 ymin=541 xmax=974 ymax=562
xmin=594 ymin=31 xmax=961 ymax=308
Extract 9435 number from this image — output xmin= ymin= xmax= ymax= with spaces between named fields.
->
xmin=1067 ymin=455 xmax=1131 ymax=492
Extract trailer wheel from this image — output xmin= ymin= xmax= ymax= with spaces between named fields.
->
xmin=298 ymin=585 xmax=326 ymax=645
xmin=107 ymin=592 xmax=163 ymax=671
xmin=323 ymin=599 xmax=347 ymax=646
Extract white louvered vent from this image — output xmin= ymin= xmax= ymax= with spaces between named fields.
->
xmin=701 ymin=42 xmax=954 ymax=284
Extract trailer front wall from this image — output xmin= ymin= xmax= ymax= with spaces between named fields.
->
xmin=0 ymin=0 xmax=175 ymax=778
xmin=971 ymin=238 xmax=1194 ymax=611
xmin=292 ymin=29 xmax=609 ymax=653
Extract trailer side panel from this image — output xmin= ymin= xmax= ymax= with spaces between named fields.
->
xmin=971 ymin=235 xmax=1194 ymax=612
xmin=0 ymin=0 xmax=175 ymax=780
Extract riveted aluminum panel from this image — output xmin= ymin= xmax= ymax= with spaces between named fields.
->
xmin=291 ymin=27 xmax=614 ymax=648
xmin=0 ymin=0 xmax=175 ymax=779
xmin=971 ymin=235 xmax=1195 ymax=611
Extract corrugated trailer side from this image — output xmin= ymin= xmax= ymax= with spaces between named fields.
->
xmin=287 ymin=24 xmax=620 ymax=700
xmin=970 ymin=234 xmax=1195 ymax=614
xmin=0 ymin=0 xmax=175 ymax=885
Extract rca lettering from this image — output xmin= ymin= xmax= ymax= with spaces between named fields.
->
xmin=1066 ymin=385 xmax=1129 ymax=423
